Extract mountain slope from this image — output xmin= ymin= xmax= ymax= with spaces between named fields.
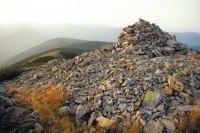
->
xmin=1 ymin=39 xmax=111 ymax=67
xmin=0 ymin=22 xmax=121 ymax=42
xmin=1 ymin=19 xmax=200 ymax=132
xmin=171 ymin=32 xmax=200 ymax=46
xmin=0 ymin=27 xmax=51 ymax=60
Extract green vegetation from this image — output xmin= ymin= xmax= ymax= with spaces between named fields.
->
xmin=0 ymin=41 xmax=112 ymax=82
xmin=0 ymin=66 xmax=23 ymax=82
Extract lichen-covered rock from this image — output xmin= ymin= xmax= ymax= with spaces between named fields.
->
xmin=142 ymin=91 xmax=162 ymax=108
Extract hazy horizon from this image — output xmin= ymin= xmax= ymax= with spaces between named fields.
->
xmin=0 ymin=0 xmax=200 ymax=32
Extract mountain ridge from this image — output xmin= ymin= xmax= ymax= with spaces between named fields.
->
xmin=1 ymin=18 xmax=200 ymax=132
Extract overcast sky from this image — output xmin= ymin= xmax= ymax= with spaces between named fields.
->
xmin=0 ymin=0 xmax=199 ymax=32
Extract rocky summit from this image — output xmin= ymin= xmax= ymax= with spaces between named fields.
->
xmin=1 ymin=19 xmax=200 ymax=133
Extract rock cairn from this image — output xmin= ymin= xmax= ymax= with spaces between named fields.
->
xmin=2 ymin=19 xmax=200 ymax=132
xmin=112 ymin=18 xmax=188 ymax=57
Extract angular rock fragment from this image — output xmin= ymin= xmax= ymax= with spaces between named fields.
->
xmin=142 ymin=91 xmax=162 ymax=108
xmin=76 ymin=105 xmax=86 ymax=119
xmin=96 ymin=116 xmax=116 ymax=128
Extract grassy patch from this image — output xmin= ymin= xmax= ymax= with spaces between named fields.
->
xmin=13 ymin=84 xmax=90 ymax=133
xmin=0 ymin=66 xmax=23 ymax=81
xmin=176 ymin=99 xmax=200 ymax=132
xmin=123 ymin=118 xmax=142 ymax=133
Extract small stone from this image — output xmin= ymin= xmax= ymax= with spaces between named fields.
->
xmin=163 ymin=86 xmax=173 ymax=95
xmin=161 ymin=119 xmax=175 ymax=133
xmin=119 ymin=103 xmax=127 ymax=111
xmin=164 ymin=62 xmax=171 ymax=69
xmin=99 ymin=85 xmax=106 ymax=91
xmin=167 ymin=39 xmax=177 ymax=46
xmin=146 ymin=51 xmax=153 ymax=58
xmin=35 ymin=123 xmax=43 ymax=133
xmin=154 ymin=69 xmax=164 ymax=75
xmin=59 ymin=106 xmax=70 ymax=117
xmin=122 ymin=78 xmax=133 ymax=86
xmin=88 ymin=112 xmax=97 ymax=127
xmin=140 ymin=118 xmax=146 ymax=126
xmin=75 ymin=97 xmax=86 ymax=104
xmin=134 ymin=101 xmax=141 ymax=107
xmin=0 ymin=88 xmax=7 ymax=96
xmin=94 ymin=93 xmax=103 ymax=103
xmin=76 ymin=105 xmax=86 ymax=119
xmin=182 ymin=68 xmax=190 ymax=75
xmin=179 ymin=92 xmax=189 ymax=99
xmin=144 ymin=120 xmax=164 ymax=133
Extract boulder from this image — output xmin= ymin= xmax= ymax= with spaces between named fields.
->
xmin=142 ymin=91 xmax=162 ymax=108
xmin=96 ymin=116 xmax=116 ymax=128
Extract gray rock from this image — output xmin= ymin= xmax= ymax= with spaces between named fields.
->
xmin=94 ymin=93 xmax=103 ymax=103
xmin=144 ymin=120 xmax=164 ymax=133
xmin=59 ymin=106 xmax=70 ymax=117
xmin=161 ymin=119 xmax=175 ymax=133
xmin=76 ymin=105 xmax=86 ymax=119
xmin=88 ymin=112 xmax=97 ymax=127
xmin=142 ymin=91 xmax=162 ymax=108
xmin=119 ymin=103 xmax=127 ymax=112
xmin=0 ymin=88 xmax=7 ymax=96
xmin=122 ymin=78 xmax=133 ymax=86
xmin=35 ymin=123 xmax=43 ymax=133
xmin=166 ymin=39 xmax=177 ymax=46
xmin=0 ymin=107 xmax=6 ymax=115
xmin=0 ymin=95 xmax=13 ymax=107
xmin=75 ymin=97 xmax=86 ymax=104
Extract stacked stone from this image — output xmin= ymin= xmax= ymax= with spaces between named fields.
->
xmin=2 ymin=19 xmax=200 ymax=133
xmin=113 ymin=18 xmax=187 ymax=57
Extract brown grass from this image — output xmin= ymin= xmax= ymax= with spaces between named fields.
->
xmin=123 ymin=118 xmax=142 ymax=133
xmin=13 ymin=87 xmax=32 ymax=105
xmin=13 ymin=84 xmax=90 ymax=133
xmin=176 ymin=98 xmax=200 ymax=133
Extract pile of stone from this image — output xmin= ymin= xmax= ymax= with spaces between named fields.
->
xmin=112 ymin=18 xmax=188 ymax=57
xmin=2 ymin=19 xmax=200 ymax=133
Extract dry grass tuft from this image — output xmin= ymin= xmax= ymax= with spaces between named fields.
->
xmin=123 ymin=119 xmax=142 ymax=133
xmin=13 ymin=87 xmax=32 ymax=105
xmin=176 ymin=98 xmax=200 ymax=133
xmin=13 ymin=84 xmax=79 ymax=133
